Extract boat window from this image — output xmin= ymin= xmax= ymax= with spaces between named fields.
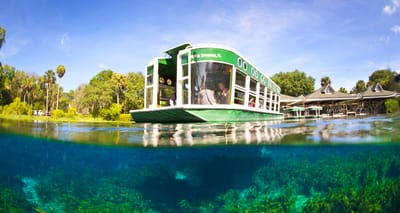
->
xmin=181 ymin=53 xmax=189 ymax=65
xmin=182 ymin=79 xmax=189 ymax=104
xmin=158 ymin=78 xmax=175 ymax=107
xmin=259 ymin=85 xmax=265 ymax=109
xmin=234 ymin=90 xmax=245 ymax=105
xmin=147 ymin=75 xmax=153 ymax=86
xmin=182 ymin=64 xmax=188 ymax=77
xmin=190 ymin=62 xmax=232 ymax=105
xmin=250 ymin=79 xmax=257 ymax=92
xmin=146 ymin=87 xmax=153 ymax=108
xmin=235 ymin=71 xmax=246 ymax=88
xmin=266 ymin=89 xmax=271 ymax=110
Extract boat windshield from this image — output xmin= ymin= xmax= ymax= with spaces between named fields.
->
xmin=191 ymin=62 xmax=232 ymax=105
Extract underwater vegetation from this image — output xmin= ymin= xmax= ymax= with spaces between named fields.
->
xmin=1 ymin=132 xmax=400 ymax=213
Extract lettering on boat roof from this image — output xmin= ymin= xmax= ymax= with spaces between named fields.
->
xmin=188 ymin=47 xmax=280 ymax=94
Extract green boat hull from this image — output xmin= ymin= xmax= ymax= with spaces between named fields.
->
xmin=130 ymin=107 xmax=282 ymax=123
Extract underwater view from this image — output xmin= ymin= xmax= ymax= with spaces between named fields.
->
xmin=1 ymin=116 xmax=400 ymax=212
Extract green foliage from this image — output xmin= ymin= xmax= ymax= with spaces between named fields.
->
xmin=368 ymin=69 xmax=393 ymax=89
xmin=0 ymin=64 xmax=16 ymax=105
xmin=320 ymin=76 xmax=331 ymax=87
xmin=111 ymin=73 xmax=127 ymax=105
xmin=303 ymin=178 xmax=400 ymax=213
xmin=80 ymin=70 xmax=144 ymax=116
xmin=56 ymin=65 xmax=66 ymax=79
xmin=2 ymin=97 xmax=31 ymax=115
xmin=0 ymin=26 xmax=5 ymax=49
xmin=66 ymin=107 xmax=77 ymax=119
xmin=82 ymin=70 xmax=114 ymax=116
xmin=0 ymin=183 xmax=34 ymax=213
xmin=338 ymin=87 xmax=348 ymax=94
xmin=384 ymin=99 xmax=399 ymax=113
xmin=351 ymin=80 xmax=366 ymax=94
xmin=271 ymin=70 xmax=315 ymax=96
xmin=123 ymin=72 xmax=144 ymax=111
xmin=100 ymin=103 xmax=122 ymax=121
xmin=51 ymin=109 xmax=65 ymax=118
xmin=35 ymin=169 xmax=151 ymax=213
xmin=119 ymin=113 xmax=132 ymax=122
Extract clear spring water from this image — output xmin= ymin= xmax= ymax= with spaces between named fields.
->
xmin=0 ymin=116 xmax=400 ymax=212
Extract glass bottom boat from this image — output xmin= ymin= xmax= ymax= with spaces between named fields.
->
xmin=130 ymin=43 xmax=283 ymax=123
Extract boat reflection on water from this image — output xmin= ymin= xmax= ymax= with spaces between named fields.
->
xmin=0 ymin=116 xmax=396 ymax=146
xmin=142 ymin=121 xmax=285 ymax=147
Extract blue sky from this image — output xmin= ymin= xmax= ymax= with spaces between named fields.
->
xmin=1 ymin=0 xmax=400 ymax=92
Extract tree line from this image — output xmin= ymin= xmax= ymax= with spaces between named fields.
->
xmin=0 ymin=26 xmax=144 ymax=120
xmin=0 ymin=64 xmax=144 ymax=120
xmin=271 ymin=69 xmax=400 ymax=97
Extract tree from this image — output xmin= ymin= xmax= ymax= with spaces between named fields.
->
xmin=0 ymin=26 xmax=5 ymax=70
xmin=368 ymin=69 xmax=393 ymax=89
xmin=0 ymin=26 xmax=5 ymax=49
xmin=123 ymin=72 xmax=144 ymax=112
xmin=271 ymin=70 xmax=315 ymax=96
xmin=351 ymin=80 xmax=366 ymax=94
xmin=320 ymin=76 xmax=331 ymax=87
xmin=72 ymin=84 xmax=88 ymax=114
xmin=338 ymin=87 xmax=348 ymax=94
xmin=81 ymin=70 xmax=114 ymax=116
xmin=43 ymin=70 xmax=56 ymax=115
xmin=111 ymin=73 xmax=127 ymax=105
xmin=0 ymin=64 xmax=16 ymax=105
xmin=56 ymin=65 xmax=66 ymax=110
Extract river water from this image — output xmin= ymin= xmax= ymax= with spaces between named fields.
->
xmin=0 ymin=116 xmax=399 ymax=212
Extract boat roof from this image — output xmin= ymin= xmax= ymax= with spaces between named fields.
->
xmin=165 ymin=43 xmax=191 ymax=57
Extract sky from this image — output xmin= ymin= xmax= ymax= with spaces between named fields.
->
xmin=1 ymin=0 xmax=400 ymax=92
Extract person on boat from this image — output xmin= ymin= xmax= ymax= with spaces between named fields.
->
xmin=198 ymin=85 xmax=216 ymax=105
xmin=249 ymin=97 xmax=256 ymax=107
xmin=216 ymin=82 xmax=229 ymax=104
xmin=168 ymin=93 xmax=176 ymax=106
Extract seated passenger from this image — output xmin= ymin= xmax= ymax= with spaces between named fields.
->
xmin=168 ymin=93 xmax=176 ymax=106
xmin=216 ymin=82 xmax=229 ymax=104
xmin=198 ymin=86 xmax=216 ymax=105
xmin=249 ymin=97 xmax=256 ymax=107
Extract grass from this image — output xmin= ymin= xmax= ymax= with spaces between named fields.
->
xmin=0 ymin=114 xmax=134 ymax=124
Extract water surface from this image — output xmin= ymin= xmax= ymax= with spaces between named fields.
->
xmin=0 ymin=116 xmax=399 ymax=212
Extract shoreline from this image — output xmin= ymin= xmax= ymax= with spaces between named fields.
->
xmin=0 ymin=114 xmax=134 ymax=124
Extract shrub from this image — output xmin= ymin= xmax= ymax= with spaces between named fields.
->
xmin=119 ymin=113 xmax=132 ymax=122
xmin=384 ymin=99 xmax=399 ymax=113
xmin=51 ymin=109 xmax=65 ymax=118
xmin=66 ymin=107 xmax=77 ymax=119
xmin=100 ymin=104 xmax=121 ymax=121
xmin=1 ymin=97 xmax=31 ymax=116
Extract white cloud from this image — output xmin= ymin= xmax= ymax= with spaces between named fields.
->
xmin=391 ymin=25 xmax=400 ymax=33
xmin=379 ymin=35 xmax=391 ymax=43
xmin=0 ymin=37 xmax=30 ymax=59
xmin=60 ymin=32 xmax=70 ymax=46
xmin=383 ymin=0 xmax=400 ymax=15
xmin=98 ymin=63 xmax=109 ymax=70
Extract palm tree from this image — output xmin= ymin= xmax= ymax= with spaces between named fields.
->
xmin=320 ymin=76 xmax=331 ymax=87
xmin=111 ymin=73 xmax=127 ymax=105
xmin=23 ymin=74 xmax=35 ymax=104
xmin=0 ymin=26 xmax=5 ymax=49
xmin=56 ymin=65 xmax=66 ymax=110
xmin=44 ymin=70 xmax=56 ymax=115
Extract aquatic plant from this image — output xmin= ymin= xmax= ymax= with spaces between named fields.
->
xmin=34 ymin=168 xmax=153 ymax=213
xmin=303 ymin=177 xmax=400 ymax=212
xmin=0 ymin=182 xmax=34 ymax=213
